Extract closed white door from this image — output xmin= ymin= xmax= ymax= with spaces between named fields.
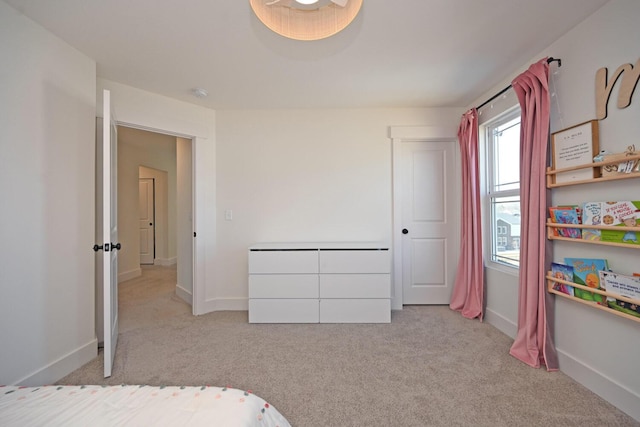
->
xmin=401 ymin=140 xmax=457 ymax=304
xmin=101 ymin=89 xmax=119 ymax=378
xmin=139 ymin=178 xmax=154 ymax=265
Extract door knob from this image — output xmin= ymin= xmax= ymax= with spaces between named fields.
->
xmin=112 ymin=243 xmax=122 ymax=250
xmin=402 ymin=229 xmax=409 ymax=234
xmin=149 ymin=223 xmax=153 ymax=226
xmin=93 ymin=244 xmax=104 ymax=252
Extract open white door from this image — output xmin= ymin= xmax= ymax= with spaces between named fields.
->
xmin=101 ymin=89 xmax=119 ymax=377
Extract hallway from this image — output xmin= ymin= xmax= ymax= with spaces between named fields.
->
xmin=118 ymin=264 xmax=191 ymax=334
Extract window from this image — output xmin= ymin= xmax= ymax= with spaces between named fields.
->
xmin=484 ymin=108 xmax=521 ymax=269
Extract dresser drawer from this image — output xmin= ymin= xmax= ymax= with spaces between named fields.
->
xmin=319 ymin=299 xmax=391 ymax=323
xmin=319 ymin=274 xmax=390 ymax=298
xmin=249 ymin=250 xmax=318 ymax=274
xmin=319 ymin=249 xmax=390 ymax=274
xmin=249 ymin=274 xmax=319 ymax=298
xmin=249 ymin=299 xmax=319 ymax=323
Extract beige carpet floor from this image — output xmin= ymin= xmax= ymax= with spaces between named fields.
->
xmin=59 ymin=265 xmax=639 ymax=426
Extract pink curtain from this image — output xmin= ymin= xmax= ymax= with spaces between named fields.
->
xmin=509 ymin=59 xmax=558 ymax=371
xmin=450 ymin=108 xmax=484 ymax=320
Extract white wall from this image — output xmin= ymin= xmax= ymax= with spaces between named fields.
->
xmin=215 ymin=108 xmax=462 ymax=304
xmin=0 ymin=2 xmax=97 ymax=385
xmin=475 ymin=0 xmax=640 ymax=420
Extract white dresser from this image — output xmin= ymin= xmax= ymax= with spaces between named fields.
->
xmin=248 ymin=242 xmax=391 ymax=323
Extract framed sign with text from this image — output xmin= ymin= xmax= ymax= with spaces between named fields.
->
xmin=551 ymin=120 xmax=600 ymax=184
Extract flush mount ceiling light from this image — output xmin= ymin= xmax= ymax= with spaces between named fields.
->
xmin=249 ymin=0 xmax=363 ymax=41
xmin=191 ymin=88 xmax=208 ymax=98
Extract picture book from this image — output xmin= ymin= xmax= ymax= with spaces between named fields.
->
xmin=550 ymin=262 xmax=574 ymax=296
xmin=551 ymin=207 xmax=581 ymax=238
xmin=581 ymin=201 xmax=602 ymax=241
xmin=549 ymin=206 xmax=581 ymax=237
xmin=606 ymin=299 xmax=640 ymax=318
xmin=599 ymin=270 xmax=640 ymax=300
xmin=599 ymin=271 xmax=640 ymax=319
xmin=564 ymin=258 xmax=609 ymax=305
xmin=582 ymin=201 xmax=640 ymax=245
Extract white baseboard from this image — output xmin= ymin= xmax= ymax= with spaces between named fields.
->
xmin=202 ymin=297 xmax=248 ymax=313
xmin=484 ymin=307 xmax=517 ymax=339
xmin=154 ymin=257 xmax=177 ymax=266
xmin=14 ymin=338 xmax=98 ymax=386
xmin=557 ymin=349 xmax=640 ymax=421
xmin=175 ymin=283 xmax=192 ymax=305
xmin=118 ymin=268 xmax=141 ymax=282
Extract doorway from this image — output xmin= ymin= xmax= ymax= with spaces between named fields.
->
xmin=96 ymin=80 xmax=217 ymax=320
xmin=389 ymin=126 xmax=460 ymax=309
xmin=95 ymin=124 xmax=195 ymax=345
xmin=117 ymin=126 xmax=194 ymax=305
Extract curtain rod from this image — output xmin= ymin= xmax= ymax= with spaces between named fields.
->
xmin=476 ymin=57 xmax=562 ymax=110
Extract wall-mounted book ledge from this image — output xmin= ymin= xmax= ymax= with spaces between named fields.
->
xmin=546 ymin=222 xmax=640 ymax=249
xmin=546 ymin=154 xmax=640 ymax=188
xmin=547 ymin=273 xmax=640 ymax=323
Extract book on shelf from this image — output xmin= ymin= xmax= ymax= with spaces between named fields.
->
xmin=550 ymin=262 xmax=574 ymax=296
xmin=564 ymin=258 xmax=609 ymax=305
xmin=599 ymin=270 xmax=640 ymax=300
xmin=581 ymin=201 xmax=602 ymax=241
xmin=581 ymin=201 xmax=640 ymax=244
xmin=598 ymin=271 xmax=640 ymax=318
xmin=549 ymin=206 xmax=582 ymax=238
xmin=606 ymin=299 xmax=640 ymax=318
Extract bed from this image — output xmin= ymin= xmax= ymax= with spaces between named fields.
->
xmin=0 ymin=384 xmax=290 ymax=427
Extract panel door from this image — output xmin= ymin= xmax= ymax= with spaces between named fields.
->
xmin=401 ymin=140 xmax=457 ymax=304
xmin=101 ymin=89 xmax=119 ymax=378
xmin=139 ymin=178 xmax=154 ymax=265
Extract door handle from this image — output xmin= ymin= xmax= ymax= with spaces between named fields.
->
xmin=402 ymin=229 xmax=409 ymax=234
xmin=94 ymin=243 xmax=120 ymax=251
xmin=149 ymin=223 xmax=153 ymax=226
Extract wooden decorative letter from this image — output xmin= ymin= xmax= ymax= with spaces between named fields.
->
xmin=596 ymin=58 xmax=640 ymax=120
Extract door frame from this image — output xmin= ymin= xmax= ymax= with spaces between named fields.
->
xmin=389 ymin=126 xmax=459 ymax=310
xmin=98 ymin=80 xmax=216 ymax=316
xmin=113 ymin=121 xmax=198 ymax=314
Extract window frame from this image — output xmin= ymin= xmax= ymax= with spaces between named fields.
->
xmin=480 ymin=105 xmax=522 ymax=274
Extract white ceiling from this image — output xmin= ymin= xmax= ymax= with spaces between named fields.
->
xmin=5 ymin=0 xmax=610 ymax=110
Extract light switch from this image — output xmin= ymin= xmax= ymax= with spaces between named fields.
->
xmin=225 ymin=209 xmax=233 ymax=221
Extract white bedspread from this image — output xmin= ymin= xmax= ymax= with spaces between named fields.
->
xmin=0 ymin=385 xmax=290 ymax=427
